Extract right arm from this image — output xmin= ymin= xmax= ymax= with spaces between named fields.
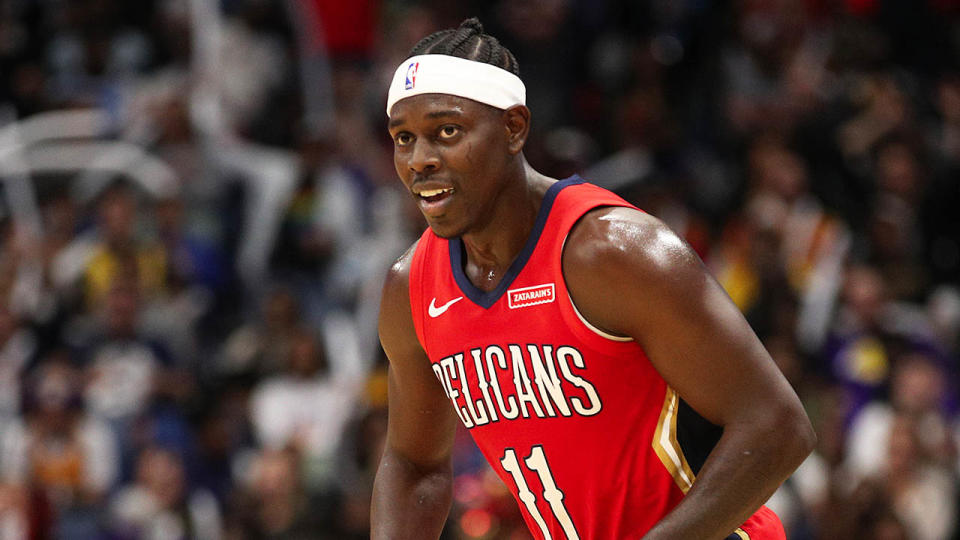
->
xmin=371 ymin=245 xmax=459 ymax=539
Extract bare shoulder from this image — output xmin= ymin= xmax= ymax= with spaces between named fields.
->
xmin=564 ymin=206 xmax=703 ymax=281
xmin=381 ymin=240 xmax=419 ymax=304
xmin=379 ymin=240 xmax=422 ymax=360
xmin=562 ymin=206 xmax=710 ymax=338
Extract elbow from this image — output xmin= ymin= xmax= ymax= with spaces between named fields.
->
xmin=774 ymin=402 xmax=817 ymax=468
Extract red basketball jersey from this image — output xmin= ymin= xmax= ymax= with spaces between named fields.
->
xmin=408 ymin=177 xmax=785 ymax=540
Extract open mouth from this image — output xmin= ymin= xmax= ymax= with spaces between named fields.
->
xmin=418 ymin=187 xmax=454 ymax=203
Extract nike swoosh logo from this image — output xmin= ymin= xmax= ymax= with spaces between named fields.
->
xmin=428 ymin=296 xmax=464 ymax=317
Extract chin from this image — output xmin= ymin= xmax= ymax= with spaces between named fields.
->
xmin=425 ymin=217 xmax=466 ymax=239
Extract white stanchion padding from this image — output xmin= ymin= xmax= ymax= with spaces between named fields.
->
xmin=386 ymin=54 xmax=526 ymax=116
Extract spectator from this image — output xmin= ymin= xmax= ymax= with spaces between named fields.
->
xmin=823 ymin=265 xmax=910 ymax=420
xmin=78 ymin=268 xmax=196 ymax=485
xmin=216 ymin=286 xmax=305 ymax=377
xmin=109 ymin=445 xmax=221 ymax=540
xmin=845 ymin=352 xmax=955 ymax=483
xmin=249 ymin=327 xmax=357 ymax=492
xmin=81 ymin=271 xmax=173 ymax=425
xmin=0 ymin=354 xmax=117 ymax=537
xmin=81 ymin=183 xmax=167 ymax=310
xmin=876 ymin=414 xmax=957 ymax=540
xmin=225 ymin=447 xmax=333 ymax=539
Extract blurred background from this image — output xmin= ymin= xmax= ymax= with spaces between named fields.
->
xmin=0 ymin=0 xmax=958 ymax=538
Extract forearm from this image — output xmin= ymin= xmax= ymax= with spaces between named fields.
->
xmin=642 ymin=411 xmax=815 ymax=539
xmin=371 ymin=448 xmax=453 ymax=539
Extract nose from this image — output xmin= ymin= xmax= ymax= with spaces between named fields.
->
xmin=408 ymin=140 xmax=440 ymax=174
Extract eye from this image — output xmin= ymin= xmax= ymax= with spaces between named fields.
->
xmin=394 ymin=132 xmax=413 ymax=147
xmin=438 ymin=125 xmax=461 ymax=139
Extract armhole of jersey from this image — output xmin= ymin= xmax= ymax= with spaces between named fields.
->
xmin=559 ymin=207 xmax=634 ymax=343
xmin=565 ymin=290 xmax=633 ymax=342
xmin=408 ymin=238 xmax=429 ymax=354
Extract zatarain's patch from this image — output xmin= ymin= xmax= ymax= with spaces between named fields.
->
xmin=508 ymin=283 xmax=555 ymax=309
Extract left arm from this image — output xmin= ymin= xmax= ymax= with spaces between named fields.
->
xmin=564 ymin=208 xmax=815 ymax=539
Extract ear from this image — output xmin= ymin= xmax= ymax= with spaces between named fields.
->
xmin=503 ymin=105 xmax=531 ymax=155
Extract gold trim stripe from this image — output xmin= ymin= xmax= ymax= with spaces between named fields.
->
xmin=733 ymin=528 xmax=750 ymax=540
xmin=651 ymin=387 xmax=697 ymax=493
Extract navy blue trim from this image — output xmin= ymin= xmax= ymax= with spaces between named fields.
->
xmin=449 ymin=175 xmax=585 ymax=309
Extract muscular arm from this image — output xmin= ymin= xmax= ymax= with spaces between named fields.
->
xmin=371 ymin=245 xmax=459 ymax=539
xmin=564 ymin=208 xmax=816 ymax=539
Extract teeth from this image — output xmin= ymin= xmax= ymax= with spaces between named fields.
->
xmin=419 ymin=188 xmax=453 ymax=198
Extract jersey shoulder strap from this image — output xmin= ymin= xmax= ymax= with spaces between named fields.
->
xmin=540 ymin=180 xmax=639 ymax=253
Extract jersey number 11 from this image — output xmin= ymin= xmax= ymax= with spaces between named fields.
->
xmin=499 ymin=445 xmax=580 ymax=540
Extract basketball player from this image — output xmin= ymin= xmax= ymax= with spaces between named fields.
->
xmin=372 ymin=18 xmax=815 ymax=540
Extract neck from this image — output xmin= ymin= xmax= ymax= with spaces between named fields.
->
xmin=460 ymin=161 xmax=555 ymax=291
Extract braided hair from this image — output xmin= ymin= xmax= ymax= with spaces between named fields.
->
xmin=407 ymin=18 xmax=520 ymax=77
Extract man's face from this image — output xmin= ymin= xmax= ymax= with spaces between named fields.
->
xmin=388 ymin=94 xmax=513 ymax=238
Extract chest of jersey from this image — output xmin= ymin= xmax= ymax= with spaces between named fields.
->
xmin=409 ymin=179 xmax=783 ymax=540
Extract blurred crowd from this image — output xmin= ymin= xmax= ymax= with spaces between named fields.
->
xmin=0 ymin=0 xmax=958 ymax=538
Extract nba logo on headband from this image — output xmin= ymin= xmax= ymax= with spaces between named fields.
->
xmin=404 ymin=62 xmax=419 ymax=90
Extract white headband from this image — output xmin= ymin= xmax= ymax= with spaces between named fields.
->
xmin=386 ymin=54 xmax=526 ymax=116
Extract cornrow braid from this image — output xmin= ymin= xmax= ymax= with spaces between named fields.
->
xmin=407 ymin=17 xmax=520 ymax=77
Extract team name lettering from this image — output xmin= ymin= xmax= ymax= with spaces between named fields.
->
xmin=432 ymin=344 xmax=602 ymax=428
